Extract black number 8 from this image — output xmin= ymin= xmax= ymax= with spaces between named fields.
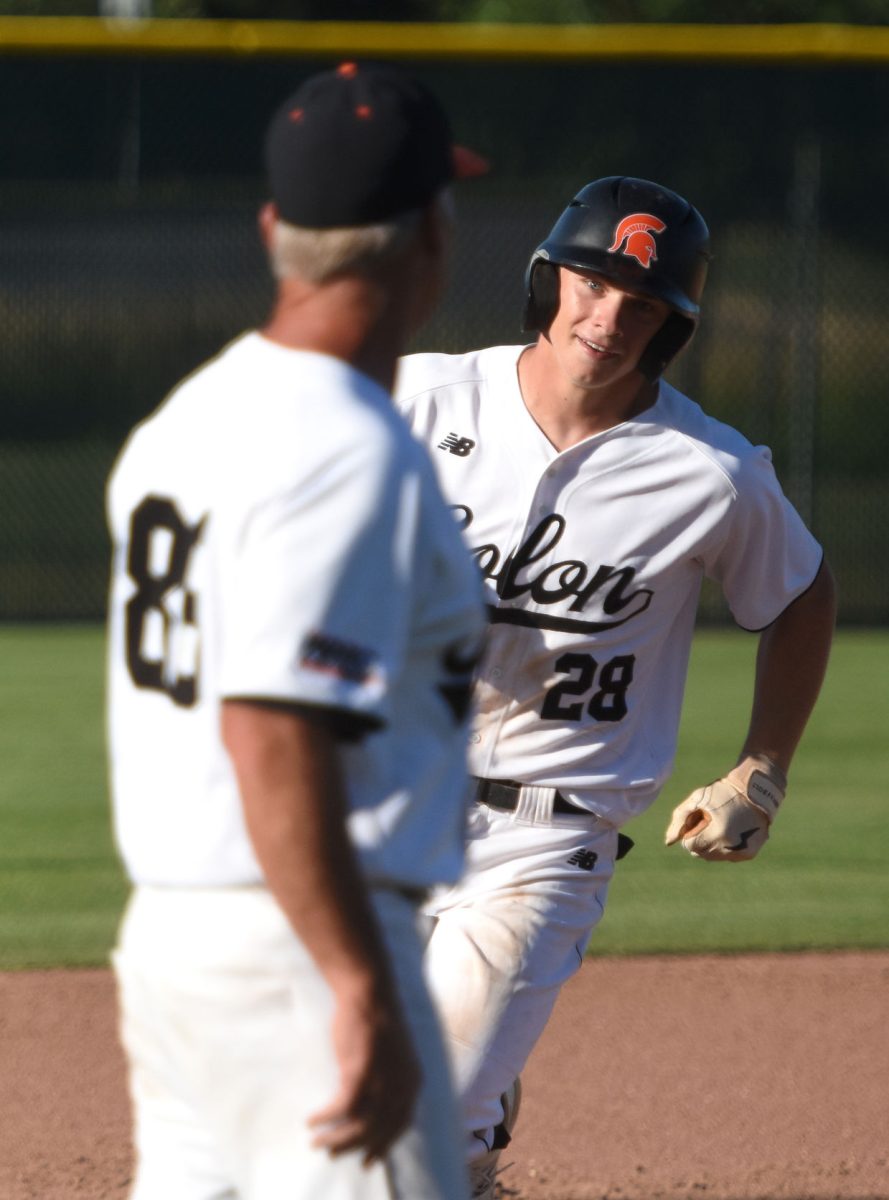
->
xmin=125 ymin=496 xmax=206 ymax=708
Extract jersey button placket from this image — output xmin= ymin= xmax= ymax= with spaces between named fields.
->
xmin=516 ymin=470 xmax=563 ymax=619
xmin=536 ymin=464 xmax=559 ymax=515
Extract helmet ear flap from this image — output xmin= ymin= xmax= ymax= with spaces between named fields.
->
xmin=637 ymin=312 xmax=695 ymax=383
xmin=521 ymin=259 xmax=560 ymax=334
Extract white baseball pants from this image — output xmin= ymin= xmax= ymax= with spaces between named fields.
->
xmin=114 ymin=884 xmax=467 ymax=1200
xmin=424 ymin=790 xmax=631 ymax=1161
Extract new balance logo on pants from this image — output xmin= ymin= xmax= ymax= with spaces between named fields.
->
xmin=567 ymin=849 xmax=598 ymax=871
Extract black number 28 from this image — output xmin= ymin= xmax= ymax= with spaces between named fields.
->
xmin=125 ymin=496 xmax=206 ymax=708
xmin=540 ymin=652 xmax=635 ymax=723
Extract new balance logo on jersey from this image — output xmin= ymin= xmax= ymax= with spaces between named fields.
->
xmin=567 ymin=849 xmax=598 ymax=871
xmin=438 ymin=432 xmax=476 ymax=457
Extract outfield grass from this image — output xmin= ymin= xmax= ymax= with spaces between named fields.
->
xmin=0 ymin=624 xmax=887 ymax=969
xmin=596 ymin=627 xmax=889 ymax=954
xmin=0 ymin=625 xmax=126 ymax=969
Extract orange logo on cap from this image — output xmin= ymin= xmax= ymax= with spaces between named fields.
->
xmin=608 ymin=213 xmax=667 ymax=268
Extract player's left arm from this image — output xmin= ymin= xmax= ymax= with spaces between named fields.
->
xmin=739 ymin=556 xmax=837 ymax=773
xmin=666 ymin=559 xmax=836 ymax=861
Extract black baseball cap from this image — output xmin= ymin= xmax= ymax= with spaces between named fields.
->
xmin=264 ymin=61 xmax=489 ymax=229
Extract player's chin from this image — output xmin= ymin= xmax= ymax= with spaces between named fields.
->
xmin=570 ymin=362 xmax=624 ymax=392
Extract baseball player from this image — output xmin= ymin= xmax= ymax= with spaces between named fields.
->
xmin=394 ymin=176 xmax=836 ymax=1198
xmin=106 ymin=63 xmax=488 ymax=1200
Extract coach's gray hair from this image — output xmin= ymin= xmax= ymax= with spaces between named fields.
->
xmin=269 ymin=189 xmax=455 ymax=284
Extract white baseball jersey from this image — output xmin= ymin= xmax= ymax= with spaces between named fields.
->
xmin=107 ymin=332 xmax=485 ymax=889
xmin=395 ymin=344 xmax=823 ymax=827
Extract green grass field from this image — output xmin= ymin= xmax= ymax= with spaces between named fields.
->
xmin=0 ymin=624 xmax=887 ymax=969
xmin=0 ymin=625 xmax=124 ymax=969
xmin=598 ymin=626 xmax=889 ymax=954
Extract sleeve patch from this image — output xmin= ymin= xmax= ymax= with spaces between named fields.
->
xmin=300 ymin=631 xmax=381 ymax=686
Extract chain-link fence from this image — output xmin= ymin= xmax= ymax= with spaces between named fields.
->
xmin=1 ymin=30 xmax=887 ymax=622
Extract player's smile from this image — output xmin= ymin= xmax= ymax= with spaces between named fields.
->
xmin=575 ymin=334 xmax=619 ymax=360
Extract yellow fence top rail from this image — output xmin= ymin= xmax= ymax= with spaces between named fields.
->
xmin=1 ymin=18 xmax=889 ymax=64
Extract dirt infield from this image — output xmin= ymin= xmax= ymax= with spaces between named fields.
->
xmin=1 ymin=952 xmax=886 ymax=1200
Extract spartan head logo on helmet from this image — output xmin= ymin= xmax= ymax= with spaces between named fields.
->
xmin=608 ymin=213 xmax=667 ymax=269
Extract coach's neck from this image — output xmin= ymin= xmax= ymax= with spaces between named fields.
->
xmin=261 ymin=275 xmax=406 ymax=395
xmin=259 ymin=202 xmax=448 ymax=395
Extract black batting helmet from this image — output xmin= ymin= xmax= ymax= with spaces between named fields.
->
xmin=522 ymin=177 xmax=711 ymax=381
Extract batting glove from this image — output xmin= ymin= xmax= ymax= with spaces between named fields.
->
xmin=664 ymin=755 xmax=787 ymax=862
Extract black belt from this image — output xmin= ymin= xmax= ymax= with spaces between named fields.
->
xmin=474 ymin=776 xmax=583 ymax=816
xmin=473 ymin=777 xmax=634 ymax=859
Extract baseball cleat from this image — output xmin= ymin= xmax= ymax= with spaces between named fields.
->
xmin=469 ymin=1078 xmax=523 ymax=1199
xmin=499 ymin=1076 xmax=522 ymax=1140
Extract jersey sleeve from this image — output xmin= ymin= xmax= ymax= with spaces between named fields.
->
xmin=703 ymin=444 xmax=823 ymax=631
xmin=393 ymin=352 xmax=448 ymax=435
xmin=218 ymin=429 xmax=417 ymax=729
xmin=393 ymin=350 xmax=489 ymax=435
xmin=393 ymin=352 xmax=450 ymax=407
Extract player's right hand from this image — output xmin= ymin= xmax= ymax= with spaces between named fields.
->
xmin=307 ymin=989 xmax=421 ymax=1165
xmin=664 ymin=755 xmax=786 ymax=862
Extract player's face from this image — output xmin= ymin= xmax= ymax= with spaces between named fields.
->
xmin=547 ymin=267 xmax=671 ymax=394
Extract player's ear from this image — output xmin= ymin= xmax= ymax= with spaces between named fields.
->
xmin=258 ymin=202 xmax=280 ymax=250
